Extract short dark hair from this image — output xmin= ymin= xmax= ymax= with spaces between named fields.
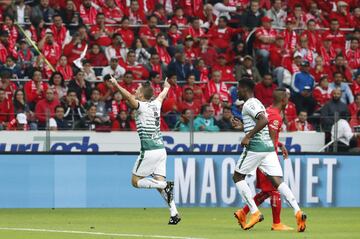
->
xmin=55 ymin=105 xmax=64 ymax=111
xmin=200 ymin=104 xmax=210 ymax=114
xmin=142 ymin=85 xmax=154 ymax=100
xmin=238 ymin=78 xmax=255 ymax=91
xmin=49 ymin=71 xmax=65 ymax=86
xmin=333 ymin=71 xmax=343 ymax=77
xmin=67 ymin=89 xmax=77 ymax=95
xmin=223 ymin=106 xmax=232 ymax=111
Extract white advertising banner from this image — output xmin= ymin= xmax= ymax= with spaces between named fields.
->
xmin=0 ymin=131 xmax=324 ymax=152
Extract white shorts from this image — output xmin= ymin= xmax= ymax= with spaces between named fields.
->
xmin=132 ymin=148 xmax=167 ymax=177
xmin=235 ymin=150 xmax=283 ymax=177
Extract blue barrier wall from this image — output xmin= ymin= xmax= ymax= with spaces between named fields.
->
xmin=0 ymin=154 xmax=358 ymax=208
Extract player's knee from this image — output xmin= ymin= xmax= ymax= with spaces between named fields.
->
xmin=232 ymin=172 xmax=244 ymax=183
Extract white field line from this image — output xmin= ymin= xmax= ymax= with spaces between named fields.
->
xmin=0 ymin=227 xmax=207 ymax=239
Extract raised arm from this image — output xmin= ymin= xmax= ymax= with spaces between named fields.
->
xmin=156 ymin=78 xmax=170 ymax=104
xmin=109 ymin=76 xmax=139 ymax=109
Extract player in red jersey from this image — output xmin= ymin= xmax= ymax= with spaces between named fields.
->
xmin=234 ymin=88 xmax=293 ymax=231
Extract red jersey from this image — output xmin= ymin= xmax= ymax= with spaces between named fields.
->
xmin=116 ymin=28 xmax=135 ymax=48
xmin=1 ymin=81 xmax=17 ymax=100
xmin=125 ymin=64 xmax=149 ymax=80
xmin=102 ymin=5 xmax=124 ymax=23
xmin=212 ymin=64 xmax=236 ymax=82
xmin=0 ymin=98 xmax=14 ymax=123
xmin=346 ymin=48 xmax=360 ymax=71
xmin=109 ymin=100 xmax=128 ymax=121
xmin=79 ymin=4 xmax=98 ymax=25
xmin=283 ymin=29 xmax=297 ymax=53
xmin=254 ymin=82 xmax=277 ymax=108
xmin=119 ymin=82 xmax=139 ymax=95
xmin=50 ymin=25 xmax=68 ymax=47
xmin=285 ymin=101 xmax=297 ymax=123
xmin=351 ymin=81 xmax=360 ymax=96
xmin=56 ymin=65 xmax=73 ymax=81
xmin=178 ymin=101 xmax=201 ymax=116
xmin=42 ymin=42 xmax=61 ymax=65
xmin=151 ymin=82 xmax=162 ymax=96
xmin=24 ymin=81 xmax=49 ymax=104
xmin=139 ymin=26 xmax=160 ymax=47
xmin=89 ymin=25 xmax=113 ymax=46
xmin=266 ymin=106 xmax=283 ymax=151
xmin=208 ymin=26 xmax=242 ymax=49
xmin=322 ymin=30 xmax=346 ymax=52
xmin=288 ymin=118 xmax=314 ymax=131
xmin=253 ymin=27 xmax=277 ymax=51
xmin=63 ymin=40 xmax=87 ymax=64
xmin=313 ymin=86 xmax=332 ymax=110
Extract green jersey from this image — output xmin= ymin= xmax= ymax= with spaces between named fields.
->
xmin=242 ymin=97 xmax=274 ymax=152
xmin=135 ymin=99 xmax=165 ymax=151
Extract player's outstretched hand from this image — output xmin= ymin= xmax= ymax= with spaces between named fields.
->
xmin=109 ymin=75 xmax=118 ymax=85
xmin=163 ymin=78 xmax=170 ymax=89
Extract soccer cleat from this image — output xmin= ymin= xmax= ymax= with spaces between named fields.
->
xmin=295 ymin=211 xmax=307 ymax=232
xmin=244 ymin=210 xmax=264 ymax=230
xmin=168 ymin=214 xmax=181 ymax=225
xmin=164 ymin=181 xmax=174 ymax=204
xmin=234 ymin=209 xmax=247 ymax=229
xmin=271 ymin=223 xmax=294 ymax=231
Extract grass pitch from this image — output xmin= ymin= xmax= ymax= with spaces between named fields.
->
xmin=0 ymin=207 xmax=359 ymax=239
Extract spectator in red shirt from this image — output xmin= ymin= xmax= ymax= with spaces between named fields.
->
xmin=63 ymin=26 xmax=88 ymax=64
xmin=112 ymin=109 xmax=131 ymax=131
xmin=329 ymin=1 xmax=354 ymax=28
xmin=0 ymin=70 xmax=17 ymax=100
xmin=253 ymin=16 xmax=277 ymax=75
xmin=198 ymin=3 xmax=216 ymax=29
xmin=2 ymin=15 xmax=19 ymax=51
xmin=139 ymin=15 xmax=160 ymax=48
xmin=50 ymin=15 xmax=70 ymax=48
xmin=178 ymin=87 xmax=201 ymax=116
xmin=313 ymin=76 xmax=332 ymax=111
xmin=104 ymin=33 xmax=128 ymax=64
xmin=162 ymin=73 xmax=182 ymax=113
xmin=198 ymin=35 xmax=218 ymax=67
xmin=213 ymin=54 xmax=236 ymax=83
xmin=171 ymin=7 xmax=187 ymax=27
xmin=304 ymin=2 xmax=329 ymax=28
xmin=167 ymin=23 xmax=182 ymax=46
xmin=149 ymin=71 xmax=162 ymax=96
xmin=318 ymin=35 xmax=337 ymax=67
xmin=352 ymin=74 xmax=360 ymax=96
xmin=208 ymin=16 xmax=242 ymax=51
xmin=144 ymin=53 xmax=166 ymax=80
xmin=204 ymin=70 xmax=231 ymax=103
xmin=24 ymin=69 xmax=49 ymax=108
xmin=0 ymin=88 xmax=14 ymax=129
xmin=102 ymin=0 xmax=124 ymax=24
xmin=153 ymin=33 xmax=172 ymax=66
xmin=38 ymin=29 xmax=62 ymax=76
xmin=352 ymin=7 xmax=360 ymax=28
xmin=48 ymin=72 xmax=68 ymax=101
xmin=285 ymin=88 xmax=297 ymax=124
xmin=291 ymin=4 xmax=306 ymax=29
xmin=183 ymin=73 xmax=205 ymax=105
xmin=209 ymin=93 xmax=224 ymax=121
xmin=125 ymin=0 xmax=146 ymax=25
xmin=109 ymin=91 xmax=128 ymax=122
xmin=89 ymin=13 xmax=113 ymax=47
xmin=182 ymin=17 xmax=205 ymax=44
xmin=287 ymin=111 xmax=314 ymax=131
xmin=283 ymin=16 xmax=298 ymax=53
xmin=124 ymin=50 xmax=149 ymax=80
xmin=56 ymin=56 xmax=73 ymax=81
xmin=153 ymin=3 xmax=168 ymax=24
xmin=330 ymin=55 xmax=353 ymax=83
xmin=97 ymin=74 xmax=115 ymax=102
xmin=254 ymin=74 xmax=277 ymax=107
xmin=0 ymin=30 xmax=17 ymax=64
xmin=346 ymin=38 xmax=360 ymax=73
xmin=35 ymin=88 xmax=60 ymax=129
xmin=310 ymin=55 xmax=332 ymax=83
xmin=119 ymin=71 xmax=139 ymax=95
xmin=115 ymin=17 xmax=135 ymax=48
xmin=85 ymin=44 xmax=108 ymax=67
xmin=323 ymin=19 xmax=346 ymax=54
xmin=301 ymin=19 xmax=322 ymax=52
xmin=183 ymin=35 xmax=199 ymax=63
xmin=79 ymin=0 xmax=98 ymax=25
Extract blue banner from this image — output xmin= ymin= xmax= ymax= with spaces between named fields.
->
xmin=0 ymin=154 xmax=358 ymax=208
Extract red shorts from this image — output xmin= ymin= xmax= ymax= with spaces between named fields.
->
xmin=256 ymin=169 xmax=277 ymax=192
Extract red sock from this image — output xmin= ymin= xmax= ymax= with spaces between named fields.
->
xmin=270 ymin=191 xmax=282 ymax=224
xmin=243 ymin=191 xmax=271 ymax=214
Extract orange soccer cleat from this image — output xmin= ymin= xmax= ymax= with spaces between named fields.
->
xmin=295 ymin=211 xmax=307 ymax=232
xmin=243 ymin=210 xmax=264 ymax=230
xmin=271 ymin=223 xmax=294 ymax=231
xmin=234 ymin=209 xmax=247 ymax=229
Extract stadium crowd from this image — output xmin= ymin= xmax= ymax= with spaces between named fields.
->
xmin=0 ymin=0 xmax=359 ymax=148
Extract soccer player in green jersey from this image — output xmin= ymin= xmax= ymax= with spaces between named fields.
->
xmin=110 ymin=76 xmax=181 ymax=225
xmin=232 ymin=79 xmax=306 ymax=232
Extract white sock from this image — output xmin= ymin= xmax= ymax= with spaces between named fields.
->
xmin=277 ymin=182 xmax=300 ymax=215
xmin=137 ymin=178 xmax=167 ymax=189
xmin=235 ymin=180 xmax=258 ymax=214
xmin=159 ymin=190 xmax=178 ymax=217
